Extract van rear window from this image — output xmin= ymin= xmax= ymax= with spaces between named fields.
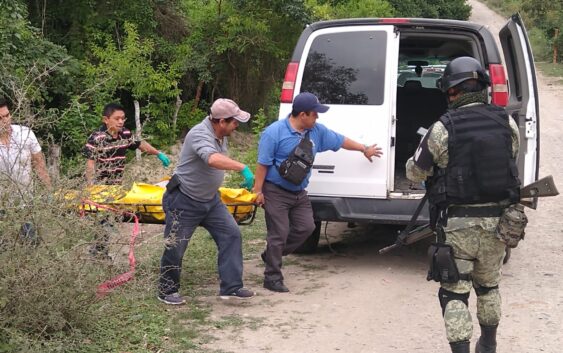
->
xmin=301 ymin=31 xmax=386 ymax=105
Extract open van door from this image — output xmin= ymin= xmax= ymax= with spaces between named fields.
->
xmin=499 ymin=14 xmax=540 ymax=188
xmin=283 ymin=25 xmax=400 ymax=199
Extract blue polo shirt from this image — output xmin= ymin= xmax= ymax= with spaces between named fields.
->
xmin=257 ymin=116 xmax=345 ymax=191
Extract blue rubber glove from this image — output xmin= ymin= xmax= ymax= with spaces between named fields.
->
xmin=239 ymin=165 xmax=254 ymax=190
xmin=157 ymin=152 xmax=170 ymax=167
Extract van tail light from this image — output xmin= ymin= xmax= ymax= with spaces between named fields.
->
xmin=280 ymin=62 xmax=299 ymax=103
xmin=489 ymin=64 xmax=508 ymax=106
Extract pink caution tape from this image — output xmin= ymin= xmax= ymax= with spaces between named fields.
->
xmin=81 ymin=200 xmax=140 ymax=298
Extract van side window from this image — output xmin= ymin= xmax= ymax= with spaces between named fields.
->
xmin=301 ymin=31 xmax=387 ymax=105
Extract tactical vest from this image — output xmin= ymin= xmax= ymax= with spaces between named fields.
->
xmin=427 ymin=105 xmax=520 ymax=208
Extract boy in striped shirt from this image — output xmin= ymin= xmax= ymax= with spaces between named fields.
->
xmin=83 ymin=103 xmax=169 ymax=185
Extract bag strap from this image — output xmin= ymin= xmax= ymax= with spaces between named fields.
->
xmin=407 ymin=193 xmax=428 ymax=233
xmin=397 ymin=194 xmax=428 ymax=244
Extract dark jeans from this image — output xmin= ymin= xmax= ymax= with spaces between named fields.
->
xmin=262 ymin=182 xmax=316 ymax=281
xmin=158 ymin=188 xmax=244 ymax=296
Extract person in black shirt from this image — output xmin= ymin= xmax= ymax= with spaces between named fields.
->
xmin=82 ymin=103 xmax=170 ymax=259
xmin=83 ymin=103 xmax=170 ymax=185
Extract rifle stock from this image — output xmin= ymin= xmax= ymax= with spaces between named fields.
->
xmin=519 ymin=175 xmax=559 ymax=209
xmin=521 ymin=175 xmax=558 ymax=198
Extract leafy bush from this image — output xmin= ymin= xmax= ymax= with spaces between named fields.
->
xmin=0 ymin=183 xmax=105 ymax=335
xmin=528 ymin=28 xmax=553 ymax=62
xmin=0 ymin=175 xmax=172 ymax=352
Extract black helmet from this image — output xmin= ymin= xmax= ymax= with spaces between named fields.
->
xmin=437 ymin=56 xmax=491 ymax=93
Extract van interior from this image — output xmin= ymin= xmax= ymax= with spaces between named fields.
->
xmin=393 ymin=32 xmax=479 ymax=193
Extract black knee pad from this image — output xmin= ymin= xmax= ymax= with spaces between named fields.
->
xmin=474 ymin=284 xmax=499 ymax=296
xmin=438 ymin=287 xmax=470 ymax=316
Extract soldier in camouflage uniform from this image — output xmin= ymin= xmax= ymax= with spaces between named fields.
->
xmin=406 ymin=57 xmax=520 ymax=353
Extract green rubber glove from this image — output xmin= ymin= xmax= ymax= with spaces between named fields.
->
xmin=157 ymin=152 xmax=170 ymax=167
xmin=239 ymin=165 xmax=254 ymax=190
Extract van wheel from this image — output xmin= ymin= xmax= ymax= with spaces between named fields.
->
xmin=503 ymin=247 xmax=511 ymax=264
xmin=294 ymin=221 xmax=322 ymax=254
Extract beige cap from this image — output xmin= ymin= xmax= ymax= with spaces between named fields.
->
xmin=210 ymin=98 xmax=250 ymax=123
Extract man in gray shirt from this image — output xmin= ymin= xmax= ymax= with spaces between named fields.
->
xmin=158 ymin=98 xmax=255 ymax=305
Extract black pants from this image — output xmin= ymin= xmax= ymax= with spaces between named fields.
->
xmin=262 ymin=182 xmax=316 ymax=281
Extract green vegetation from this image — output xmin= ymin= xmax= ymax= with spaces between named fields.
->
xmin=481 ymin=0 xmax=562 ymax=68
xmin=0 ymin=178 xmax=268 ymax=352
xmin=0 ymin=0 xmax=473 ymax=167
xmin=536 ymin=63 xmax=563 ymax=83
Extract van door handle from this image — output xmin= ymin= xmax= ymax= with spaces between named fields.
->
xmin=391 ymin=137 xmax=395 ymax=147
xmin=313 ymin=165 xmax=335 ymax=174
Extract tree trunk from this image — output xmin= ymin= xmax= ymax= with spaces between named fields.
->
xmin=41 ymin=0 xmax=46 ymax=36
xmin=193 ymin=80 xmax=204 ymax=112
xmin=554 ymin=28 xmax=559 ymax=64
xmin=172 ymin=95 xmax=182 ymax=132
xmin=48 ymin=144 xmax=60 ymax=182
xmin=134 ymin=100 xmax=141 ymax=161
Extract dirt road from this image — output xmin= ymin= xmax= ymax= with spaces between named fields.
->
xmin=202 ymin=2 xmax=563 ymax=352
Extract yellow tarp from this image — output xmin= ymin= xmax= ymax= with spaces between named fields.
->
xmin=68 ymin=183 xmax=257 ymax=224
xmin=70 ymin=183 xmax=166 ymax=222
xmin=218 ymin=187 xmax=258 ymax=223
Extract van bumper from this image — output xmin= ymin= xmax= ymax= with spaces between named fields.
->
xmin=309 ymin=196 xmax=429 ymax=225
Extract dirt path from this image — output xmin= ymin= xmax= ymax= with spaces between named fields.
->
xmin=202 ymin=3 xmax=563 ymax=352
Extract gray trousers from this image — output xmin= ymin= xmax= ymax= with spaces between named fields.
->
xmin=262 ymin=182 xmax=316 ymax=281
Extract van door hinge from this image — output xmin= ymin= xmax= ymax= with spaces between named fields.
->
xmin=391 ymin=137 xmax=395 ymax=147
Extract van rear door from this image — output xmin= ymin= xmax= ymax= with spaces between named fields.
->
xmin=499 ymin=14 xmax=540 ymax=186
xmin=280 ymin=25 xmax=400 ymax=198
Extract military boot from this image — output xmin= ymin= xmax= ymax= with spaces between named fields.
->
xmin=475 ymin=324 xmax=497 ymax=353
xmin=450 ymin=340 xmax=470 ymax=353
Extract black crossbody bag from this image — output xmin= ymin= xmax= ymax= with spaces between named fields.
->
xmin=278 ymin=131 xmax=314 ymax=185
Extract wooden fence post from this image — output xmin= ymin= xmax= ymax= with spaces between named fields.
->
xmin=48 ymin=144 xmax=60 ymax=182
xmin=134 ymin=100 xmax=141 ymax=161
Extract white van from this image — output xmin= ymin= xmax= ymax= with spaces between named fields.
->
xmin=278 ymin=15 xmax=539 ymax=251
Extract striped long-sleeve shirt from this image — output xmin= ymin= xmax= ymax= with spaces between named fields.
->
xmin=83 ymin=125 xmax=141 ymax=185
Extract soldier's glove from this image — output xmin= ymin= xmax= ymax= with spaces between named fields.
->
xmin=157 ymin=152 xmax=171 ymax=167
xmin=239 ymin=165 xmax=255 ymax=190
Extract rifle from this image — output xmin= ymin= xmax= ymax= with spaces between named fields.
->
xmin=519 ymin=175 xmax=559 ymax=209
xmin=379 ymin=175 xmax=559 ymax=255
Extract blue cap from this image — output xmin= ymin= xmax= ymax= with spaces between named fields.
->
xmin=292 ymin=92 xmax=329 ymax=114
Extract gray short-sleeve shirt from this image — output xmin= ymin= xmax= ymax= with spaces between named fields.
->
xmin=175 ymin=117 xmax=227 ymax=202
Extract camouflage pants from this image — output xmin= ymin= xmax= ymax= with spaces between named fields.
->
xmin=440 ymin=217 xmax=506 ymax=343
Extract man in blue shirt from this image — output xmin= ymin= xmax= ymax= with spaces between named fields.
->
xmin=253 ymin=92 xmax=383 ymax=292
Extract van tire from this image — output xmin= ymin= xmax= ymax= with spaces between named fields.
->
xmin=503 ymin=247 xmax=511 ymax=264
xmin=294 ymin=221 xmax=322 ymax=254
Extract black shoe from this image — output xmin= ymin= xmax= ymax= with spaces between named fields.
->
xmin=263 ymin=279 xmax=289 ymax=293
xmin=219 ymin=287 xmax=256 ymax=300
xmin=157 ymin=292 xmax=186 ymax=305
xmin=450 ymin=341 xmax=470 ymax=353
xmin=475 ymin=325 xmax=497 ymax=353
